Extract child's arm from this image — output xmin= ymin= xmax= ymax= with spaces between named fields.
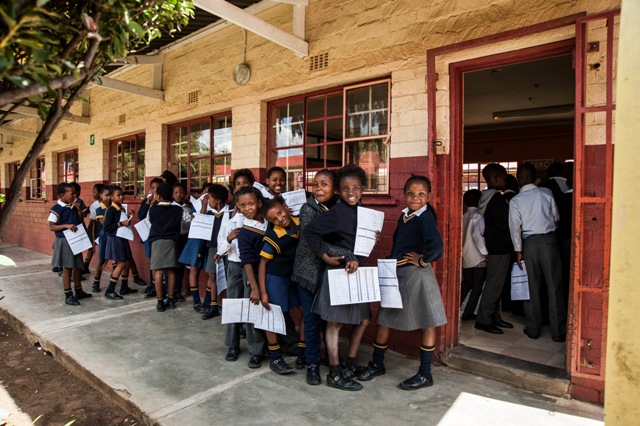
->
xmin=238 ymin=229 xmax=261 ymax=304
xmin=243 ymin=263 xmax=260 ymax=304
xmin=471 ymin=215 xmax=488 ymax=259
xmin=49 ymin=222 xmax=77 ymax=232
xmin=258 ymin=257 xmax=270 ymax=310
xmin=405 ymin=211 xmax=444 ymax=267
xmin=303 ymin=207 xmax=359 ymax=272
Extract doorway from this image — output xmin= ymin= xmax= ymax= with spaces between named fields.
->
xmin=458 ymin=53 xmax=575 ymax=369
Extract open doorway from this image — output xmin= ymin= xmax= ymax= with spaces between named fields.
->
xmin=458 ymin=53 xmax=575 ymax=369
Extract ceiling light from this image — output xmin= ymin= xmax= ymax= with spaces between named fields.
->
xmin=492 ymin=104 xmax=574 ymax=120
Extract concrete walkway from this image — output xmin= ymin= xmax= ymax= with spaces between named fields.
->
xmin=0 ymin=243 xmax=604 ymax=425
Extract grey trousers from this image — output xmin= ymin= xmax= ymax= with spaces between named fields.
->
xmin=523 ymin=234 xmax=566 ymax=337
xmin=224 ymin=261 xmax=265 ymax=356
xmin=476 ymin=254 xmax=510 ymax=325
xmin=461 ymin=266 xmax=486 ymax=316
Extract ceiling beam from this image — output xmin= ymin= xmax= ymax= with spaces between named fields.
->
xmin=269 ymin=0 xmax=308 ymax=5
xmin=0 ymin=127 xmax=38 ymax=138
xmin=99 ymin=78 xmax=164 ymax=101
xmin=194 ymin=0 xmax=308 ymax=57
xmin=1 ymin=105 xmax=90 ymax=124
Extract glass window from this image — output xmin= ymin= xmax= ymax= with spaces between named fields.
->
xmin=462 ymin=162 xmax=518 ymax=192
xmin=28 ymin=157 xmax=45 ymax=199
xmin=7 ymin=161 xmax=19 ymax=187
xmin=110 ymin=134 xmax=145 ymax=196
xmin=268 ymin=79 xmax=390 ymax=193
xmin=168 ymin=113 xmax=232 ymax=194
xmin=57 ymin=149 xmax=78 ymax=184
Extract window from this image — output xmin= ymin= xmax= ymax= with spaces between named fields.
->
xmin=168 ymin=113 xmax=232 ymax=194
xmin=7 ymin=161 xmax=19 ymax=187
xmin=268 ymin=79 xmax=390 ymax=193
xmin=28 ymin=157 xmax=45 ymax=199
xmin=110 ymin=134 xmax=145 ymax=196
xmin=462 ymin=162 xmax=518 ymax=192
xmin=57 ymin=149 xmax=78 ymax=183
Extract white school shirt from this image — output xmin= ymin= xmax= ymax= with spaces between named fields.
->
xmin=89 ymin=200 xmax=100 ymax=220
xmin=217 ymin=211 xmax=244 ymax=262
xmin=462 ymin=207 xmax=488 ymax=268
xmin=508 ymin=184 xmax=559 ymax=252
xmin=48 ymin=200 xmax=73 ymax=223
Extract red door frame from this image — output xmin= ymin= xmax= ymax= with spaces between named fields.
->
xmin=426 ymin=14 xmax=584 ymax=353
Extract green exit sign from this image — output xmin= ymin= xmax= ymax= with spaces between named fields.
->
xmin=90 ymin=134 xmax=95 ymax=146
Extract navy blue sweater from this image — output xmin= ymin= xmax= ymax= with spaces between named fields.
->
xmin=390 ymin=209 xmax=443 ymax=267
xmin=148 ymin=204 xmax=183 ymax=243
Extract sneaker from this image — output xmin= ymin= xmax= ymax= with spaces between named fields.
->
xmin=74 ymin=289 xmax=93 ymax=300
xmin=295 ymin=357 xmax=306 ymax=370
xmin=357 ymin=361 xmax=386 ymax=381
xmin=65 ymin=295 xmax=80 ymax=306
xmin=248 ymin=355 xmax=262 ymax=369
xmin=398 ymin=373 xmax=433 ymax=390
xmin=202 ymin=306 xmax=220 ymax=320
xmin=120 ymin=287 xmax=139 ymax=295
xmin=306 ymin=364 xmax=321 ymax=386
xmin=270 ymin=358 xmax=294 ymax=374
xmin=91 ymin=283 xmax=101 ymax=293
xmin=326 ymin=371 xmax=363 ymax=391
xmin=225 ymin=347 xmax=241 ymax=362
xmin=134 ymin=277 xmax=147 ymax=287
xmin=193 ymin=303 xmax=203 ymax=313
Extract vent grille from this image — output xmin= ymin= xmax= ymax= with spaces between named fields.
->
xmin=118 ymin=114 xmax=126 ymax=125
xmin=188 ymin=91 xmax=199 ymax=104
xmin=309 ymin=52 xmax=329 ymax=71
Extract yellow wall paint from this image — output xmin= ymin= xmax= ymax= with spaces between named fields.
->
xmin=605 ymin=0 xmax=640 ymax=423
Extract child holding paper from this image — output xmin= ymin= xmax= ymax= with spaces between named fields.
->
xmin=357 ymin=175 xmax=446 ymax=391
xmin=257 ymin=197 xmax=303 ymax=375
xmin=139 ymin=177 xmax=163 ymax=297
xmin=102 ymin=185 xmax=135 ymax=300
xmin=148 ymin=183 xmax=184 ymax=312
xmin=303 ymin=165 xmax=375 ymax=392
xmin=84 ymin=183 xmax=105 ymax=275
xmin=171 ymin=182 xmax=193 ymax=301
xmin=49 ymin=182 xmax=91 ymax=305
xmin=92 ymin=186 xmax=110 ymax=293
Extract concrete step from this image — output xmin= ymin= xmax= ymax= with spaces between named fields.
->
xmin=442 ymin=345 xmax=570 ymax=397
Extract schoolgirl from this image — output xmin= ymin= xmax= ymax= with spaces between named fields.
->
xmin=265 ymin=166 xmax=287 ymax=197
xmin=139 ymin=177 xmax=164 ymax=297
xmin=92 ymin=186 xmax=110 ymax=293
xmin=102 ymin=185 xmax=135 ymax=300
xmin=83 ymin=183 xmax=105 ymax=274
xmin=171 ymin=182 xmax=193 ymax=301
xmin=357 ymin=175 xmax=447 ymax=390
xmin=303 ymin=165 xmax=374 ymax=391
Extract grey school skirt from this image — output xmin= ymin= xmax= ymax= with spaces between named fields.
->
xmin=376 ymin=264 xmax=447 ymax=331
xmin=52 ymin=236 xmax=84 ymax=269
xmin=312 ymin=268 xmax=371 ymax=325
xmin=150 ymin=239 xmax=178 ymax=270
xmin=204 ymin=246 xmax=218 ymax=275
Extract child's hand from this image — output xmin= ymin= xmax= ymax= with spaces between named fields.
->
xmin=122 ymin=220 xmax=130 ymax=226
xmin=249 ymin=287 xmax=261 ymax=305
xmin=516 ymin=251 xmax=524 ymax=270
xmin=321 ymin=253 xmax=344 ymax=267
xmin=227 ymin=228 xmax=241 ymax=243
xmin=345 ymin=260 xmax=358 ymax=274
xmin=261 ymin=293 xmax=271 ymax=310
xmin=404 ymin=251 xmax=422 ymax=267
xmin=68 ymin=224 xmax=78 ymax=232
xmin=214 ymin=254 xmax=221 ymax=262
xmin=128 ymin=210 xmax=135 ymax=217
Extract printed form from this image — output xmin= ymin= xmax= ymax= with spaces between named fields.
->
xmin=354 ymin=206 xmax=384 ymax=257
xmin=328 ymin=267 xmax=381 ymax=306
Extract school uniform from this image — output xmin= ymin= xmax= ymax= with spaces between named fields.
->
xmin=148 ymin=202 xmax=183 ymax=270
xmin=138 ymin=198 xmax=154 ymax=258
xmin=103 ymin=203 xmax=132 ymax=261
xmin=178 ymin=206 xmax=226 ymax=270
xmin=49 ymin=200 xmax=84 ymax=269
xmin=460 ymin=206 xmax=488 ymax=318
xmin=204 ymin=205 xmax=229 ymax=275
xmin=303 ymin=201 xmax=371 ymax=325
xmin=87 ymin=200 xmax=102 ymax=243
xmin=260 ymin=217 xmax=301 ymax=312
xmin=95 ymin=202 xmax=108 ymax=262
xmin=376 ymin=205 xmax=447 ymax=331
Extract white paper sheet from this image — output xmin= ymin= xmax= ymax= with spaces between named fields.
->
xmin=377 ymin=259 xmax=403 ymax=309
xmin=354 ymin=206 xmax=384 ymax=257
xmin=190 ymin=195 xmax=198 ymax=205
xmin=281 ymin=189 xmax=307 ymax=215
xmin=253 ymin=182 xmax=273 ymax=199
xmin=510 ymin=262 xmax=530 ymax=301
xmin=192 ymin=198 xmax=203 ymax=214
xmin=133 ymin=217 xmax=151 ymax=242
xmin=63 ymin=225 xmax=93 ymax=255
xmin=220 ymin=298 xmax=286 ymax=335
xmin=328 ymin=267 xmax=380 ymax=306
xmin=188 ymin=213 xmax=215 ymax=240
xmin=121 ymin=203 xmax=128 ymax=213
xmin=215 ymin=258 xmax=227 ymax=295
xmin=115 ymin=212 xmax=134 ymax=241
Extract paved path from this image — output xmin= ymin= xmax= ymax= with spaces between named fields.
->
xmin=0 ymin=243 xmax=604 ymax=425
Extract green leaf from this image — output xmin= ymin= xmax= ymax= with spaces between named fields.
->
xmin=128 ymin=21 xmax=144 ymax=37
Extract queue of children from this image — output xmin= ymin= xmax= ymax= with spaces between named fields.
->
xmin=49 ymin=165 xmax=447 ymax=392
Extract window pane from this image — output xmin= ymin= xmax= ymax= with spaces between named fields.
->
xmin=170 ymin=126 xmax=189 ymax=161
xmin=213 ymin=155 xmax=231 ymax=178
xmin=327 ymin=92 xmax=343 ymax=117
xmin=326 ymin=143 xmax=342 ymax=167
xmin=273 ymin=147 xmax=303 ymax=191
xmin=136 ymin=167 xmax=145 ymax=197
xmin=271 ymin=101 xmax=304 ymax=147
xmin=327 ymin=118 xmax=342 ymax=142
xmin=306 ymin=120 xmax=324 ymax=144
xmin=191 ymin=122 xmax=211 ymax=157
xmin=137 ymin=137 xmax=145 ymax=165
xmin=213 ymin=116 xmax=232 ymax=155
xmin=307 ymin=96 xmax=324 ymax=120
xmin=346 ymin=82 xmax=389 ymax=138
xmin=305 ymin=145 xmax=324 ymax=169
xmin=344 ymin=138 xmax=388 ymax=193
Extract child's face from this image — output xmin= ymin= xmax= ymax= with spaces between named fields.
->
xmin=100 ymin=189 xmax=110 ymax=204
xmin=111 ymin=190 xmax=124 ymax=205
xmin=266 ymin=203 xmax=292 ymax=229
xmin=236 ymin=193 xmax=261 ymax=220
xmin=313 ymin=172 xmax=336 ymax=204
xmin=208 ymin=194 xmax=221 ymax=209
xmin=338 ymin=176 xmax=363 ymax=206
xmin=92 ymin=187 xmax=100 ymax=200
xmin=173 ymin=186 xmax=185 ymax=204
xmin=150 ymin=182 xmax=159 ymax=196
xmin=267 ymin=171 xmax=286 ymax=195
xmin=234 ymin=176 xmax=252 ymax=192
xmin=60 ymin=188 xmax=76 ymax=204
xmin=404 ymin=182 xmax=430 ymax=213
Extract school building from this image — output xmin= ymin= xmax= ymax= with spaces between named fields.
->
xmin=1 ymin=0 xmax=637 ymax=416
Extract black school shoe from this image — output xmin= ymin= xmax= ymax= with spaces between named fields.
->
xmin=74 ymin=289 xmax=93 ymax=300
xmin=157 ymin=301 xmax=167 ymax=312
xmin=91 ymin=283 xmax=101 ymax=293
xmin=105 ymin=292 xmax=124 ymax=300
xmin=326 ymin=370 xmax=363 ymax=391
xmin=295 ymin=357 xmax=306 ymax=370
xmin=65 ymin=294 xmax=80 ymax=306
xmin=166 ymin=298 xmax=177 ymax=309
xmin=134 ymin=277 xmax=147 ymax=286
xmin=225 ymin=347 xmax=241 ymax=362
xmin=306 ymin=364 xmax=321 ymax=386
xmin=270 ymin=358 xmax=294 ymax=374
xmin=120 ymin=287 xmax=138 ymax=295
xmin=399 ymin=373 xmax=434 ymax=390
xmin=202 ymin=306 xmax=220 ymax=320
xmin=357 ymin=361 xmax=386 ymax=381
xmin=248 ymin=355 xmax=262 ymax=369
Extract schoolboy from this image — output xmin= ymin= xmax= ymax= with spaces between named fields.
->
xmin=49 ymin=182 xmax=91 ymax=305
xmin=460 ymin=189 xmax=488 ymax=321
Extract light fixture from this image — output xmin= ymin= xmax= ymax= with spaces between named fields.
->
xmin=492 ymin=104 xmax=574 ymax=120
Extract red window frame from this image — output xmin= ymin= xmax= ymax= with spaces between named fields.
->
xmin=28 ymin=157 xmax=45 ymax=200
xmin=57 ymin=149 xmax=78 ymax=184
xmin=109 ymin=133 xmax=146 ymax=197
